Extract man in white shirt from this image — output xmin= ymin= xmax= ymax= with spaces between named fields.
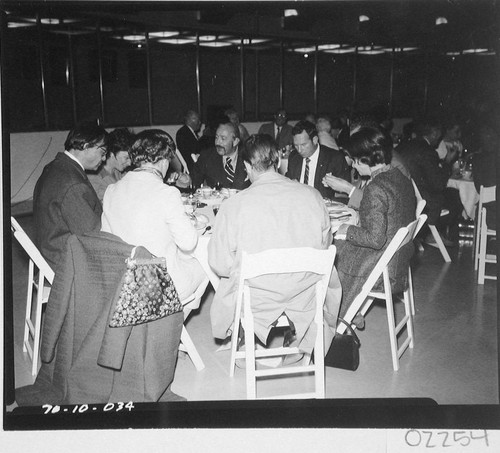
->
xmin=286 ymin=120 xmax=350 ymax=199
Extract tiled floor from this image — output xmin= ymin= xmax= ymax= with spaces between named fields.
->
xmin=7 ymin=214 xmax=498 ymax=405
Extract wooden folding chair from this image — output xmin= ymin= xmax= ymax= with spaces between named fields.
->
xmin=179 ymin=277 xmax=210 ymax=371
xmin=476 ymin=185 xmax=497 ymax=284
xmin=229 ymin=246 xmax=336 ymax=399
xmin=11 ymin=216 xmax=55 ymax=378
xmin=337 ymin=215 xmax=427 ymax=371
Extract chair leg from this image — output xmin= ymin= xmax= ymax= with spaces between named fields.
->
xmin=473 ymin=210 xmax=481 ymax=270
xmin=383 ymin=271 xmax=400 ymax=371
xmin=429 ymin=225 xmax=452 ymax=262
xmin=229 ymin=298 xmax=241 ymax=377
xmin=408 ymin=267 xmax=415 ymax=316
xmin=243 ymin=296 xmax=257 ymax=399
xmin=32 ymin=276 xmax=45 ymax=377
xmin=402 ymin=288 xmax=415 ymax=349
xmin=478 ymin=217 xmax=488 ymax=285
xmin=23 ymin=260 xmax=35 ymax=354
xmin=180 ymin=326 xmax=205 ymax=371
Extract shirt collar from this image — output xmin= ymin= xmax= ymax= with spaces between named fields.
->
xmin=64 ymin=151 xmax=85 ymax=171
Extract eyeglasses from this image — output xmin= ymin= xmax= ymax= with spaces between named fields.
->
xmin=96 ymin=144 xmax=107 ymax=156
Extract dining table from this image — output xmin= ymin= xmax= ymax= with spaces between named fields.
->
xmin=447 ymin=174 xmax=479 ymax=219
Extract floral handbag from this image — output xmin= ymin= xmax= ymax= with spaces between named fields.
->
xmin=109 ymin=256 xmax=183 ymax=328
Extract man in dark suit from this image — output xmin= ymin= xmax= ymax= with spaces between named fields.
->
xmin=258 ymin=109 xmax=293 ymax=151
xmin=397 ymin=117 xmax=461 ymax=246
xmin=286 ymin=120 xmax=350 ymax=199
xmin=175 ymin=110 xmax=202 ymax=174
xmin=33 ymin=120 xmax=107 ymax=269
xmin=192 ymin=120 xmax=250 ymax=190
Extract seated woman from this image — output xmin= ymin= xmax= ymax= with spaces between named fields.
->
xmin=101 ymin=129 xmax=206 ymax=301
xmin=88 ymin=127 xmax=134 ymax=201
xmin=325 ymin=126 xmax=416 ymax=327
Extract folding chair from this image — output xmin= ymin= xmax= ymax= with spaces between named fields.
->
xmin=179 ymin=277 xmax=210 ymax=370
xmin=11 ymin=216 xmax=55 ymax=378
xmin=412 ymin=179 xmax=451 ymax=262
xmin=476 ymin=185 xmax=497 ymax=284
xmin=337 ymin=215 xmax=427 ymax=371
xmin=229 ymin=246 xmax=336 ymax=399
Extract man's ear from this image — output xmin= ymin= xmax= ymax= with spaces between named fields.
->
xmin=233 ymin=137 xmax=240 ymax=148
xmin=312 ymin=135 xmax=319 ymax=147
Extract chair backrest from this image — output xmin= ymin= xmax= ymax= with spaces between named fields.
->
xmin=358 ymin=214 xmax=426 ymax=296
xmin=411 ymin=179 xmax=427 ymax=217
xmin=11 ymin=216 xmax=55 ymax=284
xmin=479 ymin=185 xmax=496 ymax=207
xmin=237 ymin=246 xmax=336 ymax=315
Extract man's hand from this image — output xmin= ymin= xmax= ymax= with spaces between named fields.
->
xmin=322 ymin=173 xmax=354 ymax=195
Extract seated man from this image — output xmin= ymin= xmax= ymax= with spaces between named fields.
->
xmin=33 ymin=120 xmax=107 ymax=269
xmin=208 ymin=134 xmax=342 ymax=356
xmin=191 ymin=119 xmax=250 ymax=190
xmin=258 ymin=109 xmax=293 ymax=152
xmin=286 ymin=120 xmax=350 ymax=199
xmin=396 ymin=117 xmax=462 ymax=245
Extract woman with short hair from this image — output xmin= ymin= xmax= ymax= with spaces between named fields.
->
xmin=102 ymin=129 xmax=205 ymax=301
xmin=328 ymin=126 xmax=416 ymax=327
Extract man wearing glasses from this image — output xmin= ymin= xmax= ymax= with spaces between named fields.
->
xmin=33 ymin=120 xmax=108 ymax=269
xmin=258 ymin=109 xmax=293 ymax=152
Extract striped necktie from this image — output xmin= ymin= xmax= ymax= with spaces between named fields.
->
xmin=304 ymin=157 xmax=310 ymax=185
xmin=224 ymin=157 xmax=235 ymax=184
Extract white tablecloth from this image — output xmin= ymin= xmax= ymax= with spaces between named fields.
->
xmin=447 ymin=176 xmax=479 ymax=219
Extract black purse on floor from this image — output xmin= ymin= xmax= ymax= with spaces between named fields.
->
xmin=325 ymin=317 xmax=361 ymax=371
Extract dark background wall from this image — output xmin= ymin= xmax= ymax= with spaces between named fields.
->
xmin=3 ymin=25 xmax=499 ymax=132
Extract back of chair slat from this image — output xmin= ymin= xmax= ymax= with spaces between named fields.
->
xmin=240 ymin=246 xmax=336 ymax=280
xmin=479 ymin=185 xmax=496 ymax=205
xmin=11 ymin=217 xmax=55 ymax=284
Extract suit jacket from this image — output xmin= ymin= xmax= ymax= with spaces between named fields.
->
xmin=336 ymin=166 xmax=416 ymax=315
xmin=15 ymin=232 xmax=183 ymax=405
xmin=396 ymin=138 xmax=451 ymax=224
xmin=33 ymin=152 xmax=102 ymax=270
xmin=286 ymin=145 xmax=350 ymax=199
xmin=258 ymin=122 xmax=293 ymax=150
xmin=191 ymin=147 xmax=251 ymax=190
xmin=176 ymin=124 xmax=201 ymax=173
xmin=208 ymin=171 xmax=338 ymax=352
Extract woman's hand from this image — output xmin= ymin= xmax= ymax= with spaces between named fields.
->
xmin=322 ymin=173 xmax=354 ymax=194
xmin=175 ymin=172 xmax=192 ymax=189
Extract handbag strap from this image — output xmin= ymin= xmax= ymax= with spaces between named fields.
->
xmin=337 ymin=317 xmax=361 ymax=346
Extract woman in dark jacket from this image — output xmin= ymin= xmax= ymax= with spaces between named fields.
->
xmin=326 ymin=126 xmax=417 ymax=326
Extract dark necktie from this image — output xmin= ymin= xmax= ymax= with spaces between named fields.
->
xmin=304 ymin=157 xmax=311 ymax=185
xmin=225 ymin=157 xmax=235 ymax=184
xmin=276 ymin=126 xmax=281 ymax=141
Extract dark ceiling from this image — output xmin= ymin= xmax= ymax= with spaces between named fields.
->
xmin=3 ymin=1 xmax=500 ymax=54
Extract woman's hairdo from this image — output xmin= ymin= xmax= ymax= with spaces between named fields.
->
xmin=129 ymin=129 xmax=176 ymax=166
xmin=106 ymin=128 xmax=135 ymax=157
xmin=347 ymin=126 xmax=393 ymax=166
xmin=242 ymin=134 xmax=279 ymax=172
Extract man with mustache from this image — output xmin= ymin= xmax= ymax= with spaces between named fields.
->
xmin=192 ymin=118 xmax=250 ymax=190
